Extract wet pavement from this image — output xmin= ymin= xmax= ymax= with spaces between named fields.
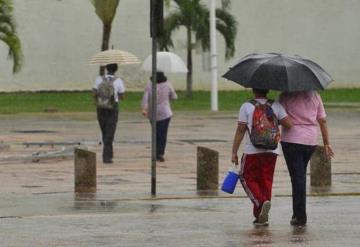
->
xmin=0 ymin=108 xmax=359 ymax=246
xmin=0 ymin=195 xmax=359 ymax=246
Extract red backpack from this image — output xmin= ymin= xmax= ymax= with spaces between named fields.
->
xmin=248 ymin=99 xmax=280 ymax=150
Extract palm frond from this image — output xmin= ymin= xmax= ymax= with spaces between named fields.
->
xmin=161 ymin=0 xmax=237 ymax=96
xmin=0 ymin=34 xmax=22 ymax=73
xmin=221 ymin=0 xmax=231 ymax=10
xmin=89 ymin=0 xmax=120 ymax=24
xmin=162 ymin=0 xmax=237 ymax=59
xmin=216 ymin=8 xmax=237 ymax=59
xmin=0 ymin=0 xmax=23 ymax=73
xmin=157 ymin=10 xmax=183 ymax=50
xmin=193 ymin=5 xmax=210 ymax=51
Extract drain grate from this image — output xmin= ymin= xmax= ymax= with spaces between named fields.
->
xmin=13 ymin=130 xmax=57 ymax=134
xmin=178 ymin=139 xmax=228 ymax=145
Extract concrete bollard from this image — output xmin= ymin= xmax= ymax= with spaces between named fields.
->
xmin=197 ymin=146 xmax=219 ymax=191
xmin=74 ymin=148 xmax=97 ymax=193
xmin=310 ymin=145 xmax=331 ymax=187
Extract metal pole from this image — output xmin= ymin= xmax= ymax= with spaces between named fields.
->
xmin=210 ymin=0 xmax=218 ymax=111
xmin=151 ymin=41 xmax=157 ymax=196
xmin=150 ymin=0 xmax=158 ymax=196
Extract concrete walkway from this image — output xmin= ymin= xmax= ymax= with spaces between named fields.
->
xmin=0 ymin=108 xmax=359 ymax=246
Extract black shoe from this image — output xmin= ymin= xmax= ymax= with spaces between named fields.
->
xmin=290 ymin=217 xmax=306 ymax=226
xmin=103 ymin=159 xmax=113 ymax=164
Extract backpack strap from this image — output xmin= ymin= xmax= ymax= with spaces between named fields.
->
xmin=249 ymin=99 xmax=274 ymax=107
xmin=102 ymin=75 xmax=117 ymax=84
xmin=248 ymin=99 xmax=260 ymax=106
xmin=265 ymin=99 xmax=274 ymax=107
xmin=247 ymin=99 xmax=260 ymax=134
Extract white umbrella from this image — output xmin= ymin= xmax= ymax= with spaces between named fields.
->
xmin=142 ymin=51 xmax=188 ymax=73
xmin=89 ymin=49 xmax=141 ymax=66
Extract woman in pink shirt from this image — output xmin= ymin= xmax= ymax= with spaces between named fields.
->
xmin=280 ymin=91 xmax=334 ymax=226
xmin=141 ymin=71 xmax=178 ymax=162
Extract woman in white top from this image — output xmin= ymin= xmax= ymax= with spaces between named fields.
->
xmin=141 ymin=71 xmax=177 ymax=162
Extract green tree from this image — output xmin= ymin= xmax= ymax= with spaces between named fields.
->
xmin=90 ymin=0 xmax=120 ymax=75
xmin=160 ymin=0 xmax=237 ymax=97
xmin=0 ymin=0 xmax=23 ymax=73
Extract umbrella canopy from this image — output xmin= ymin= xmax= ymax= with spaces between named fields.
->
xmin=223 ymin=53 xmax=333 ymax=92
xmin=89 ymin=49 xmax=140 ymax=66
xmin=142 ymin=51 xmax=188 ymax=73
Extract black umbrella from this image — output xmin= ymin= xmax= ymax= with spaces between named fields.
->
xmin=222 ymin=53 xmax=333 ymax=92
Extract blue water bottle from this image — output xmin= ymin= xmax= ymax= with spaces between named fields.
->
xmin=221 ymin=165 xmax=240 ymax=194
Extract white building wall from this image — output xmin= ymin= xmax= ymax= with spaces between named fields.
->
xmin=0 ymin=0 xmax=359 ymax=91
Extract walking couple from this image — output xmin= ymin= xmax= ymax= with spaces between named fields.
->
xmin=231 ymin=88 xmax=334 ymax=227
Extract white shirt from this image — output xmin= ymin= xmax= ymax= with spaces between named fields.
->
xmin=238 ymin=98 xmax=288 ymax=154
xmin=93 ymin=75 xmax=125 ymax=102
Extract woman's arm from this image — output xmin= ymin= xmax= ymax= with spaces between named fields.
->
xmin=169 ymin=83 xmax=178 ymax=100
xmin=318 ymin=117 xmax=334 ymax=159
xmin=141 ymin=86 xmax=150 ymax=117
xmin=279 ymin=116 xmax=292 ymax=129
xmin=118 ymin=93 xmax=125 ymax=101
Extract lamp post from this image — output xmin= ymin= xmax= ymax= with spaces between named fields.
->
xmin=210 ymin=0 xmax=218 ymax=111
xmin=150 ymin=0 xmax=163 ymax=196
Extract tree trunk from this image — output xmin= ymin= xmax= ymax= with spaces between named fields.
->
xmin=99 ymin=23 xmax=112 ymax=76
xmin=186 ymin=26 xmax=193 ymax=98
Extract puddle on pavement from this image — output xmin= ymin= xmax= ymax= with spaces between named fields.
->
xmin=58 ymin=193 xmax=207 ymax=215
xmin=48 ymin=192 xmax=227 ymax=216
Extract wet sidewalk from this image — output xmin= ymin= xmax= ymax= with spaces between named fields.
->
xmin=0 ymin=108 xmax=359 ymax=246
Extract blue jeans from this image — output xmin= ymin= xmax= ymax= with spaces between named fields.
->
xmin=281 ymin=142 xmax=316 ymax=222
xmin=156 ymin=118 xmax=171 ymax=158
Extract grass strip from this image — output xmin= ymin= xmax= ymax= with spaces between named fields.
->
xmin=0 ymin=88 xmax=359 ymax=114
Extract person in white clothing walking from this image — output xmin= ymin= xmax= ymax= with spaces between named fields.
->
xmin=93 ymin=63 xmax=125 ymax=164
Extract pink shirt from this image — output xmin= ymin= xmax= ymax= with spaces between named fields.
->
xmin=141 ymin=81 xmax=177 ymax=121
xmin=279 ymin=91 xmax=326 ymax=145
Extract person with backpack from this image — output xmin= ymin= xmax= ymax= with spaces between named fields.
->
xmin=279 ymin=91 xmax=334 ymax=226
xmin=141 ymin=71 xmax=177 ymax=162
xmin=231 ymin=88 xmax=292 ymax=226
xmin=93 ymin=63 xmax=125 ymax=164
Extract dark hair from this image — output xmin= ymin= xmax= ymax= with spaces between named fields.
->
xmin=105 ymin=63 xmax=118 ymax=74
xmin=150 ymin=71 xmax=167 ymax=83
xmin=252 ymin=88 xmax=269 ymax=97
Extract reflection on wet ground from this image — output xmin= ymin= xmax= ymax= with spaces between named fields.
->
xmin=0 ymin=194 xmax=358 ymax=246
xmin=310 ymin=186 xmax=332 ymax=193
xmin=289 ymin=226 xmax=308 ymax=244
xmin=246 ymin=227 xmax=274 ymax=246
xmin=74 ymin=193 xmax=108 ymax=211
